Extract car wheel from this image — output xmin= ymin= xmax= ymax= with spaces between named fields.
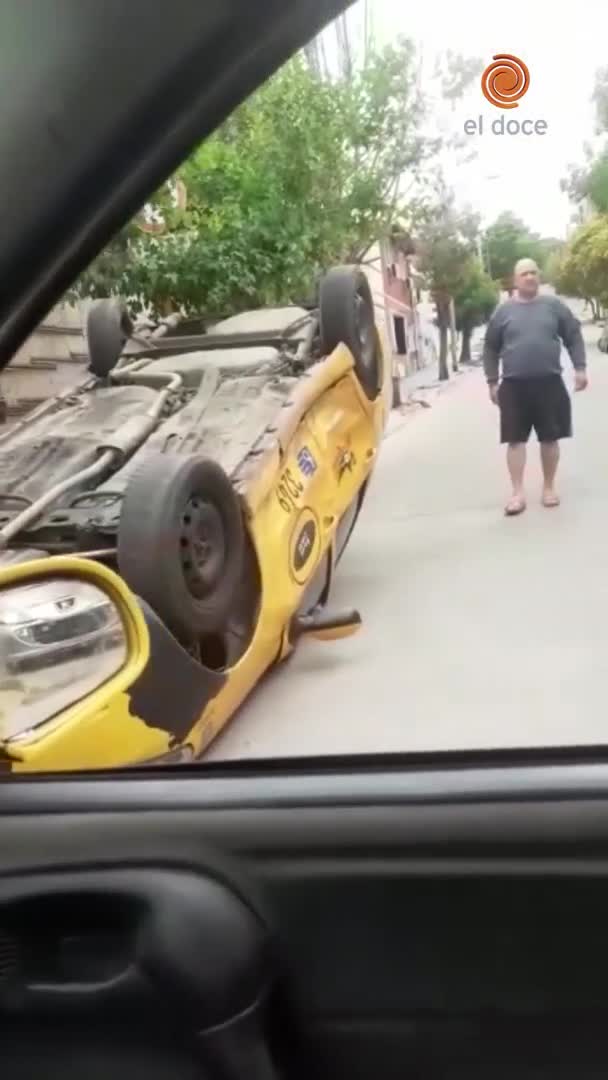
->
xmin=319 ymin=266 xmax=380 ymax=400
xmin=117 ymin=452 xmax=245 ymax=642
xmin=86 ymin=298 xmax=133 ymax=377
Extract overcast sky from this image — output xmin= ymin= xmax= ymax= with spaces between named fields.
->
xmin=326 ymin=0 xmax=608 ymax=238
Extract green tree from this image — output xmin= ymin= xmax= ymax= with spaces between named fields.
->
xmin=554 ymin=216 xmax=608 ymax=320
xmin=561 ymin=147 xmax=608 ymax=217
xmin=482 ymin=212 xmax=546 ymax=291
xmin=71 ymin=40 xmax=477 ymax=318
xmin=543 ymin=244 xmax=567 ymax=290
xmin=453 ymin=262 xmax=499 ymax=365
xmin=560 ymin=68 xmax=608 ymax=223
xmin=416 ymin=195 xmax=480 ymax=380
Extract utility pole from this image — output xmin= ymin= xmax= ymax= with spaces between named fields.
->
xmin=303 ymin=39 xmax=321 ymax=77
xmin=335 ymin=12 xmax=352 ymax=80
xmin=363 ymin=0 xmax=372 ymax=66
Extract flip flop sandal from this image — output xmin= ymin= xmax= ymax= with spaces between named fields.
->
xmin=542 ymin=493 xmax=560 ymax=508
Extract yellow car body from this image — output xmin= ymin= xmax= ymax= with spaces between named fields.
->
xmin=1 ymin=328 xmax=390 ymax=773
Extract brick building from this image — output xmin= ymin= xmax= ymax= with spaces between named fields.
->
xmin=363 ymin=228 xmax=437 ymax=406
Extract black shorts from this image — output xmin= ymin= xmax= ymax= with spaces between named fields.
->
xmin=498 ymin=375 xmax=572 ymax=445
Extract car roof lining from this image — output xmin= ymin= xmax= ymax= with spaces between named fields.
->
xmin=0 ymin=0 xmax=352 ymax=374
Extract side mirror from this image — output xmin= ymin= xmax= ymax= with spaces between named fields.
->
xmin=0 ymin=557 xmax=149 ymax=758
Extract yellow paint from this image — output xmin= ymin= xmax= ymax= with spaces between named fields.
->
xmin=10 ymin=692 xmax=170 ymax=772
xmin=2 ymin=340 xmax=389 ymax=772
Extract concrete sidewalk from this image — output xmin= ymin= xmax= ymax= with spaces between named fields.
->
xmin=386 ymin=331 xmax=484 ymax=439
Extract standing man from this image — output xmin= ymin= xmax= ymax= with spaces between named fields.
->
xmin=483 ymin=258 xmax=588 ymax=516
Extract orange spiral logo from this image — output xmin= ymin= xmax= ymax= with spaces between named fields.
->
xmin=481 ymin=54 xmax=530 ymax=109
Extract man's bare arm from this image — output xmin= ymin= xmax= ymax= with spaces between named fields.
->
xmin=482 ymin=310 xmax=502 ymax=385
xmin=556 ymin=300 xmax=586 ymax=371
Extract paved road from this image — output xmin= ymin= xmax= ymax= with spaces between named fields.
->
xmin=208 ymin=320 xmax=608 ymax=759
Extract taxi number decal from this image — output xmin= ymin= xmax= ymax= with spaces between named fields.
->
xmin=276 ymin=467 xmax=304 ymax=514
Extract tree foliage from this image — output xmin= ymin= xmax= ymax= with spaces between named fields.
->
xmin=543 ymin=244 xmax=567 ymax=289
xmin=553 ymin=216 xmax=608 ymax=315
xmin=560 ymin=68 xmax=608 ymax=227
xmin=70 ymin=39 xmax=477 ymax=317
xmin=453 ymin=264 xmax=497 ymax=329
xmin=415 ymin=193 xmax=480 ymax=379
xmin=561 ymin=146 xmax=608 ymax=217
xmin=453 ymin=262 xmax=499 ymax=363
xmin=482 ymin=212 xmax=548 ymax=290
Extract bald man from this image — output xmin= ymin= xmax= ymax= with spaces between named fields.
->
xmin=483 ymin=258 xmax=588 ymax=516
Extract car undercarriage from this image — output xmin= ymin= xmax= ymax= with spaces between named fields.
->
xmin=0 ymin=304 xmax=318 ymax=557
xmin=0 ymin=265 xmax=383 ymax=655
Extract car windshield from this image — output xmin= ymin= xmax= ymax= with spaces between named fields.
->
xmin=0 ymin=0 xmax=606 ymax=773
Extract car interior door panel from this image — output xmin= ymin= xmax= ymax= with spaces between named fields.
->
xmin=2 ymin=755 xmax=608 ymax=1078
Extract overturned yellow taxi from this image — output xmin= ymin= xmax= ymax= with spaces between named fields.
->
xmin=0 ymin=266 xmax=390 ymax=771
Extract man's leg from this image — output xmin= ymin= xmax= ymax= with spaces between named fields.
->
xmin=499 ymin=379 xmax=530 ymax=515
xmin=535 ymin=377 xmax=571 ymax=508
xmin=505 ymin=443 xmax=526 ymax=514
xmin=540 ymin=441 xmax=560 ymax=506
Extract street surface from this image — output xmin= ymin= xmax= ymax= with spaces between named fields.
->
xmin=208 ymin=316 xmax=608 ymax=759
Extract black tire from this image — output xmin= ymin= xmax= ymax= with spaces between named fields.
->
xmin=86 ymin=298 xmax=133 ymax=377
xmin=117 ymin=452 xmax=245 ymax=642
xmin=319 ymin=265 xmax=380 ymax=400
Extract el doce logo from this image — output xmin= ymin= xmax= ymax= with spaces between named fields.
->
xmin=481 ymin=53 xmax=529 ymax=109
xmin=464 ymin=53 xmax=547 ymax=137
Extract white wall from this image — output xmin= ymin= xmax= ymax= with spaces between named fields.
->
xmin=1 ymin=302 xmax=89 ymax=411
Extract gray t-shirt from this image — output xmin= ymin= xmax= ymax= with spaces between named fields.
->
xmin=482 ymin=295 xmax=586 ymax=384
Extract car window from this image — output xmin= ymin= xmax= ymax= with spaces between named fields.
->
xmin=0 ymin=0 xmax=606 ymax=774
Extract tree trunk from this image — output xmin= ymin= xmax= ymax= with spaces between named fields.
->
xmin=459 ymin=325 xmax=472 ymax=365
xmin=438 ymin=318 xmax=449 ymax=381
xmin=433 ymin=293 xmax=450 ymax=381
xmin=449 ymin=297 xmax=458 ymax=372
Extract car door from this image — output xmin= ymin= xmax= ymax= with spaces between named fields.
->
xmin=4 ymin=754 xmax=608 ymax=1079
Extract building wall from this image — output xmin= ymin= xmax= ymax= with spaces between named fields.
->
xmin=0 ymin=301 xmax=91 ymax=419
xmin=362 ymin=242 xmax=394 ymax=361
xmin=363 ymin=239 xmax=434 ymax=379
